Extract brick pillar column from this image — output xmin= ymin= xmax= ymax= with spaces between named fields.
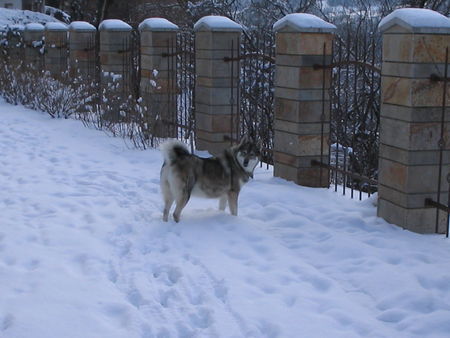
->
xmin=378 ymin=9 xmax=450 ymax=233
xmin=68 ymin=21 xmax=97 ymax=79
xmin=273 ymin=14 xmax=336 ymax=187
xmin=44 ymin=22 xmax=68 ymax=77
xmin=194 ymin=16 xmax=242 ymax=155
xmin=139 ymin=18 xmax=179 ymax=138
xmin=99 ymin=19 xmax=132 ymax=92
xmin=24 ymin=23 xmax=44 ymax=69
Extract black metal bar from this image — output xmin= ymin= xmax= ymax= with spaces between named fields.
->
xmin=190 ymin=32 xmax=196 ymax=153
xmin=334 ymin=42 xmax=341 ymax=193
xmin=223 ymin=53 xmax=275 ymax=64
xmin=320 ymin=42 xmax=326 ymax=187
xmin=313 ymin=60 xmax=381 ymax=73
xmin=425 ymin=198 xmax=450 ymax=213
xmin=359 ymin=28 xmax=368 ymax=202
xmin=430 ymin=74 xmax=450 ymax=82
xmin=368 ymin=34 xmax=376 ymax=198
xmin=161 ymin=50 xmax=195 ymax=58
xmin=350 ymin=37 xmax=358 ymax=200
xmin=242 ymin=35 xmax=247 ymax=143
xmin=447 ymin=175 xmax=450 ymax=238
xmin=435 ymin=47 xmax=448 ymax=233
xmin=171 ymin=36 xmax=177 ymax=139
xmin=327 ymin=41 xmax=334 ymax=188
xmin=181 ymin=33 xmax=186 ymax=141
xmin=343 ymin=32 xmax=351 ymax=196
xmin=311 ymin=160 xmax=378 ymax=186
xmin=230 ymin=38 xmax=234 ymax=145
xmin=166 ymin=38 xmax=170 ymax=137
xmin=237 ymin=34 xmax=241 ymax=142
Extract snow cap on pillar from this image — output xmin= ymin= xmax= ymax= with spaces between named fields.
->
xmin=194 ymin=16 xmax=243 ymax=32
xmin=25 ymin=23 xmax=44 ymax=31
xmin=99 ymin=19 xmax=132 ymax=31
xmin=273 ymin=13 xmax=336 ymax=33
xmin=378 ymin=8 xmax=450 ymax=34
xmin=69 ymin=21 xmax=96 ymax=32
xmin=45 ymin=22 xmax=68 ymax=31
xmin=139 ymin=18 xmax=179 ymax=32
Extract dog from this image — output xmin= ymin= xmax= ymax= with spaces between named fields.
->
xmin=160 ymin=137 xmax=261 ymax=222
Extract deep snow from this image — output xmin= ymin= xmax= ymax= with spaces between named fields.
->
xmin=1 ymin=100 xmax=450 ymax=338
xmin=0 ymin=8 xmax=59 ymax=30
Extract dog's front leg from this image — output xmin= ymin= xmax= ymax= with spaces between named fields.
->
xmin=227 ymin=191 xmax=239 ymax=216
xmin=219 ymin=195 xmax=227 ymax=211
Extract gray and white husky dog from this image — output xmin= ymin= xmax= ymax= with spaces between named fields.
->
xmin=160 ymin=137 xmax=261 ymax=222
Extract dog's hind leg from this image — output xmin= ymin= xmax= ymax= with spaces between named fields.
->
xmin=171 ymin=174 xmax=194 ymax=222
xmin=161 ymin=178 xmax=174 ymax=222
xmin=173 ymin=193 xmax=190 ymax=223
xmin=227 ymin=191 xmax=239 ymax=216
xmin=163 ymin=194 xmax=174 ymax=222
xmin=219 ymin=195 xmax=227 ymax=211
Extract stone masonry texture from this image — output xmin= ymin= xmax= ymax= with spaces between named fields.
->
xmin=377 ymin=10 xmax=450 ymax=233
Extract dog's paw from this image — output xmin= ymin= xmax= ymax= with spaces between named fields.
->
xmin=173 ymin=213 xmax=180 ymax=223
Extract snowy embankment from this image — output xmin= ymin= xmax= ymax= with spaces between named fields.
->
xmin=0 ymin=8 xmax=59 ymax=30
xmin=0 ymin=100 xmax=450 ymax=338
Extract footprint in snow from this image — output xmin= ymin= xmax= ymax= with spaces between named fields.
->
xmin=290 ymin=266 xmax=332 ymax=292
xmin=189 ymin=307 xmax=213 ymax=329
xmin=376 ymin=309 xmax=408 ymax=323
xmin=152 ymin=266 xmax=182 ymax=286
xmin=140 ymin=324 xmax=154 ymax=338
xmin=156 ymin=327 xmax=171 ymax=338
xmin=108 ymin=263 xmax=118 ymax=283
xmin=283 ymin=295 xmax=297 ymax=307
xmin=213 ymin=281 xmax=228 ymax=302
xmin=127 ymin=289 xmax=147 ymax=308
xmin=257 ymin=320 xmax=280 ymax=338
xmin=3 ymin=256 xmax=16 ymax=266
xmin=417 ymin=274 xmax=450 ymax=292
xmin=25 ymin=259 xmax=40 ymax=271
xmin=187 ymin=288 xmax=205 ymax=306
xmin=102 ymin=303 xmax=132 ymax=328
xmin=1 ymin=313 xmax=14 ymax=331
xmin=158 ymin=289 xmax=179 ymax=308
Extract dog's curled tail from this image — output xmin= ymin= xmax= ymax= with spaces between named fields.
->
xmin=160 ymin=139 xmax=191 ymax=164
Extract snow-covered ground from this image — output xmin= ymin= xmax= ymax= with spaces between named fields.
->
xmin=1 ymin=100 xmax=450 ymax=338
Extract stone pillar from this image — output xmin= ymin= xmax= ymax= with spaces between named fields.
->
xmin=378 ymin=9 xmax=450 ymax=233
xmin=272 ymin=14 xmax=336 ymax=187
xmin=194 ymin=16 xmax=242 ymax=155
xmin=7 ymin=25 xmax=25 ymax=63
xmin=99 ymin=19 xmax=132 ymax=92
xmin=44 ymin=22 xmax=68 ymax=77
xmin=24 ymin=23 xmax=44 ymax=69
xmin=68 ymin=21 xmax=97 ymax=79
xmin=139 ymin=18 xmax=179 ymax=137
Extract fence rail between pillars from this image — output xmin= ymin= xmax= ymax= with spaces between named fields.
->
xmin=312 ymin=33 xmax=382 ymax=201
xmin=162 ymin=30 xmax=196 ymax=151
xmin=224 ymin=30 xmax=275 ymax=167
